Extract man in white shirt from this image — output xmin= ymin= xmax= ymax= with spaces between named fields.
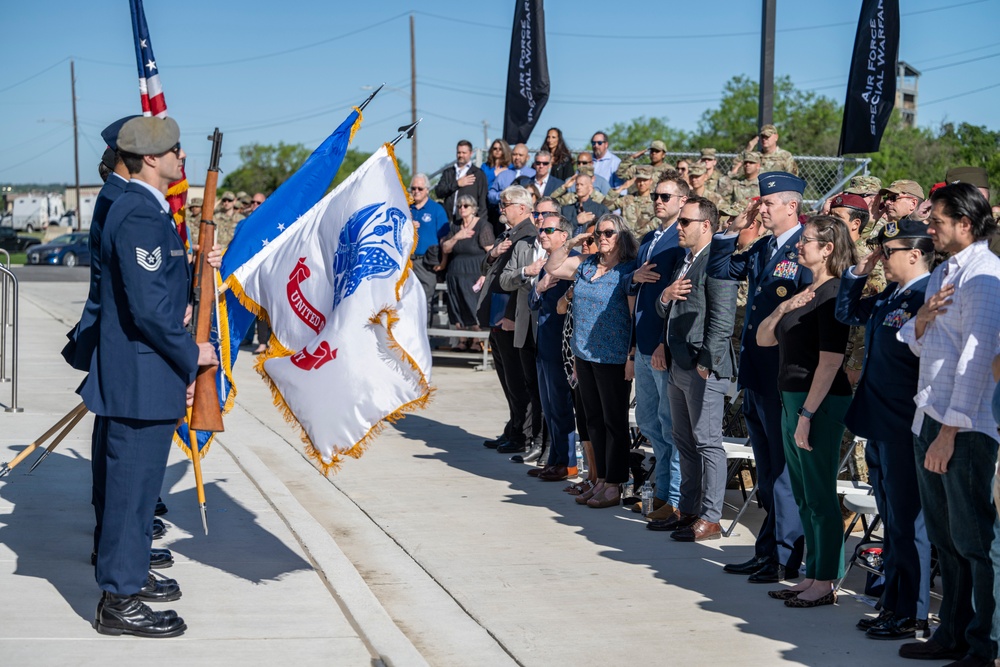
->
xmin=897 ymin=183 xmax=1000 ymax=666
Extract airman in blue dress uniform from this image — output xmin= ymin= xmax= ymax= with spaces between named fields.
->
xmin=708 ymin=172 xmax=812 ymax=583
xmin=80 ymin=115 xmax=217 ymax=638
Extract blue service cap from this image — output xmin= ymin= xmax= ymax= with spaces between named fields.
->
xmin=758 ymin=171 xmax=806 ymax=196
xmin=877 ymin=217 xmax=932 ymax=244
xmin=101 ymin=115 xmax=142 ymax=151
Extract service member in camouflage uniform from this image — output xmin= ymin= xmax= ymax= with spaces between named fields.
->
xmin=185 ymin=197 xmax=203 ymax=246
xmin=700 ymin=148 xmax=730 ymax=197
xmin=756 ymin=124 xmax=798 ymax=176
xmin=725 ymin=202 xmax=768 ymax=354
xmin=602 ymin=165 xmax=657 ymax=235
xmin=214 ymin=190 xmax=245 ymax=248
xmin=728 ymin=151 xmax=761 ymax=205
xmin=550 ymin=165 xmax=607 ymax=207
xmin=616 ymin=139 xmax=674 ymax=184
xmin=686 ymin=162 xmax=724 ymax=208
xmin=843 ymin=174 xmax=882 ymax=236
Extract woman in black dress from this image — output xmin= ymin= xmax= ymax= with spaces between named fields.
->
xmin=438 ymin=194 xmax=495 ymax=351
xmin=542 ymin=127 xmax=574 ymax=181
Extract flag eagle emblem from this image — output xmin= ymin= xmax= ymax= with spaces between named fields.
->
xmin=136 ymin=246 xmax=162 ymax=271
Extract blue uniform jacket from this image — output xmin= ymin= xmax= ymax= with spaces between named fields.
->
xmin=708 ymin=228 xmax=813 ymax=396
xmin=79 ymin=182 xmax=199 ymax=419
xmin=836 ymin=270 xmax=929 ymax=444
xmin=61 ymin=173 xmax=128 ymax=371
xmin=528 ymin=268 xmax=572 ymax=364
xmin=629 ymin=225 xmax=686 ymax=356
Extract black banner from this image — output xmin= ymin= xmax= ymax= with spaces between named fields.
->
xmin=503 ymin=0 xmax=549 ymax=145
xmin=838 ymin=0 xmax=900 ymax=155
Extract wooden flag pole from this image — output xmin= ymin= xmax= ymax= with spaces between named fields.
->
xmin=0 ymin=402 xmax=88 ymax=477
xmin=27 ymin=405 xmax=89 ymax=473
xmin=185 ymin=406 xmax=208 ymax=535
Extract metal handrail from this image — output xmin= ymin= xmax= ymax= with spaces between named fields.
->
xmin=0 ymin=264 xmax=22 ymax=412
xmin=0 ymin=249 xmax=9 ymax=385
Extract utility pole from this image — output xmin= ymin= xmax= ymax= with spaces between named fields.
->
xmin=758 ymin=0 xmax=776 ymax=148
xmin=70 ymin=60 xmax=81 ymax=231
xmin=409 ymin=14 xmax=418 ymax=174
xmin=482 ymin=121 xmax=489 ymax=151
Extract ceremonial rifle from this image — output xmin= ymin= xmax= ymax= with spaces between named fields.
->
xmin=185 ymin=127 xmax=224 ymax=534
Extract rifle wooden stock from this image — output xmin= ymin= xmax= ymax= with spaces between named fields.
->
xmin=189 ymin=132 xmax=224 ymax=433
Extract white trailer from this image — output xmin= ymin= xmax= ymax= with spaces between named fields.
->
xmin=10 ymin=194 xmax=66 ymax=231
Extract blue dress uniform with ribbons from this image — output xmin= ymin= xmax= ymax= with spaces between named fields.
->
xmin=80 ymin=178 xmax=199 ymax=599
xmin=836 ymin=218 xmax=932 ymax=631
xmin=708 ymin=172 xmax=812 ymax=578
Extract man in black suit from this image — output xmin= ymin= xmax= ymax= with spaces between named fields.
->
xmin=517 ymin=150 xmax=564 ymax=198
xmin=80 ymin=115 xmax=217 ymax=638
xmin=650 ymin=196 xmax=737 ymax=541
xmin=560 ymin=173 xmax=608 ymax=234
xmin=434 ymin=139 xmax=488 ymax=222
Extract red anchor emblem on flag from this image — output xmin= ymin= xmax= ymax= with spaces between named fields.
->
xmin=290 ymin=341 xmax=338 ymax=370
xmin=287 ymin=257 xmax=326 ymax=334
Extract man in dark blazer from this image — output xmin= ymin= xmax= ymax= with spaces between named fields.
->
xmin=434 ymin=139 xmax=488 ymax=222
xmin=476 ymin=185 xmax=542 ymax=455
xmin=648 ymin=196 xmax=737 ymax=542
xmin=560 ymin=173 xmax=608 ymax=234
xmin=80 ymin=115 xmax=216 ymax=638
xmin=835 ymin=218 xmax=933 ymax=640
xmin=708 ymin=172 xmax=812 ymax=583
xmin=517 ymin=150 xmax=564 ymax=198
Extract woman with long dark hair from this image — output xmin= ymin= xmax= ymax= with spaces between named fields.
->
xmin=482 ymin=138 xmax=511 ymax=191
xmin=541 ymin=127 xmax=574 ymax=181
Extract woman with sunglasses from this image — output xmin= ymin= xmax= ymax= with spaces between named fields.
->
xmin=755 ymin=215 xmax=857 ymax=608
xmin=440 ymin=194 xmax=495 ymax=351
xmin=546 ymin=214 xmax=639 ymax=508
xmin=482 ymin=139 xmax=512 ymax=191
xmin=541 ymin=127 xmax=574 ymax=181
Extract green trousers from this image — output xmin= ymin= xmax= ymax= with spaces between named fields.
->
xmin=781 ymin=391 xmax=852 ymax=581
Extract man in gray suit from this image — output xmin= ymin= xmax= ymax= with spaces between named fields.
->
xmin=649 ymin=196 xmax=738 ymax=541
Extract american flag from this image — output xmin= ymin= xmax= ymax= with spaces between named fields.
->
xmin=129 ymin=0 xmax=189 ymax=245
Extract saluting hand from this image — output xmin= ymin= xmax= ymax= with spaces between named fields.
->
xmin=855 ymin=247 xmax=883 ymax=276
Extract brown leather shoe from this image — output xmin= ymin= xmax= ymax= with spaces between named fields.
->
xmin=539 ymin=466 xmax=569 ymax=482
xmin=527 ymin=465 xmax=552 ymax=478
xmin=671 ymin=518 xmax=723 ymax=542
xmin=644 ymin=502 xmax=678 ymax=521
xmin=647 ymin=511 xmax=697 ymax=532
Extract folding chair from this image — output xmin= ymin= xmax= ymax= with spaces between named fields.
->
xmin=722 ymin=437 xmax=757 ymax=537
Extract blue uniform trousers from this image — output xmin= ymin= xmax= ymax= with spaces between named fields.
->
xmin=743 ymin=388 xmax=804 ymax=571
xmin=536 ymin=356 xmax=575 ymax=467
xmin=866 ymin=439 xmax=931 ymax=620
xmin=95 ymin=417 xmax=175 ymax=595
xmin=91 ymin=415 xmax=109 ymax=555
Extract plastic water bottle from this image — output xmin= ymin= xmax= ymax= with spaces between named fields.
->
xmin=641 ymin=480 xmax=654 ymax=516
xmin=574 ymin=434 xmax=586 ymax=476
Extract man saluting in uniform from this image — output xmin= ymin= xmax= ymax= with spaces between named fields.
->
xmin=80 ymin=115 xmax=217 ymax=638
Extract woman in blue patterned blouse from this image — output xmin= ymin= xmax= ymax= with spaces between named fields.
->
xmin=545 ymin=214 xmax=639 ymax=508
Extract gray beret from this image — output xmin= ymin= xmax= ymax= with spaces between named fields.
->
xmin=117 ymin=116 xmax=180 ymax=155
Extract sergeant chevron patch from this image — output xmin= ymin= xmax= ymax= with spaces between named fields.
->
xmin=136 ymin=246 xmax=162 ymax=271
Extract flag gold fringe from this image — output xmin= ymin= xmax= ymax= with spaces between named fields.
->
xmin=349 ymin=108 xmax=364 ymax=144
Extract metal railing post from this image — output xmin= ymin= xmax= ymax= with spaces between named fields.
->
xmin=0 ymin=248 xmax=9 ymax=383
xmin=0 ymin=265 xmax=22 ymax=412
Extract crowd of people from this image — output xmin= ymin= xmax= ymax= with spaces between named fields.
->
xmin=412 ymin=125 xmax=1000 ymax=667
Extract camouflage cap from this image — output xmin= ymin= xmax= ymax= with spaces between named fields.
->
xmin=221 ymin=191 xmax=236 ymax=201
xmin=239 ymin=194 xmax=252 ymax=206
xmin=635 ymin=165 xmax=653 ymax=180
xmin=577 ymin=164 xmax=595 ymax=177
xmin=740 ymin=150 xmax=761 ymax=164
xmin=187 ymin=197 xmax=203 ymax=207
xmin=759 ymin=124 xmax=778 ymax=137
xmin=687 ymin=162 xmax=708 ymax=176
xmin=236 ymin=191 xmax=249 ymax=200
xmin=649 ymin=140 xmax=667 ymax=152
xmin=846 ymin=175 xmax=882 ymax=196
xmin=718 ymin=201 xmax=746 ymax=217
xmin=879 ymin=179 xmax=925 ymax=200
xmin=700 ymin=148 xmax=717 ymax=159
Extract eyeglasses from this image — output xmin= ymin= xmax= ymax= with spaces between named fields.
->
xmin=650 ymin=149 xmax=665 ymax=154
xmin=458 ymin=204 xmax=475 ymax=209
xmin=884 ymin=194 xmax=915 ymax=203
xmin=167 ymin=143 xmax=182 ymax=157
xmin=594 ymin=229 xmax=617 ymax=239
xmin=591 ymin=140 xmax=606 ymax=146
xmin=576 ymin=160 xmax=592 ymax=165
xmin=533 ymin=160 xmax=550 ymax=166
xmin=500 ymin=202 xmax=523 ymax=210
xmin=252 ymin=199 xmax=265 ymax=205
xmin=538 ymin=227 xmax=565 ymax=235
xmin=532 ymin=210 xmax=557 ymax=219
xmin=410 ymin=186 xmax=426 ymax=191
xmin=491 ymin=146 xmax=502 ymax=151
xmin=798 ymin=235 xmax=823 ymax=245
xmin=881 ymin=245 xmax=912 ymax=258
xmin=583 ymin=236 xmax=596 ymax=245
xmin=677 ymin=166 xmax=689 ymax=172
xmin=676 ymin=217 xmax=705 ymax=228
xmin=650 ymin=192 xmax=681 ymax=202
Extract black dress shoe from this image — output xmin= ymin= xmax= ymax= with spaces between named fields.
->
xmin=898 ymin=639 xmax=967 ymax=661
xmin=723 ymin=554 xmax=772 ymax=575
xmin=137 ymin=573 xmax=182 ymax=603
xmin=857 ymin=609 xmax=894 ymax=631
xmin=483 ymin=434 xmax=508 ymax=449
xmin=152 ymin=518 xmax=166 ymax=541
xmin=646 ymin=512 xmax=697 ymax=532
xmin=867 ymin=616 xmax=929 ymax=641
xmin=748 ymin=563 xmax=799 ymax=584
xmin=149 ymin=548 xmax=174 ymax=570
xmin=497 ymin=440 xmax=528 ymax=454
xmin=93 ymin=592 xmax=186 ymax=638
xmin=154 ymin=499 xmax=168 ymax=516
xmin=941 ymin=655 xmax=995 ymax=667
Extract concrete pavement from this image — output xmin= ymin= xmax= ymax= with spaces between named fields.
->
xmin=0 ymin=280 xmax=935 ymax=665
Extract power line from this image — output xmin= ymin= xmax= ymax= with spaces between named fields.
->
xmin=0 ymin=57 xmax=69 ymax=94
xmin=920 ymin=51 xmax=1000 ymax=73
xmin=0 ymin=137 xmax=73 ymax=174
xmin=922 ymin=81 xmax=1000 ymax=106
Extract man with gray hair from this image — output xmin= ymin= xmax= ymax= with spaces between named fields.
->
xmin=517 ymin=150 xmax=564 ymax=197
xmin=409 ymin=173 xmax=450 ymax=325
xmin=477 ymin=186 xmax=543 ymax=455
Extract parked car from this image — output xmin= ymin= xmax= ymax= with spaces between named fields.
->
xmin=26 ymin=232 xmax=90 ymax=267
xmin=0 ymin=226 xmax=42 ymax=253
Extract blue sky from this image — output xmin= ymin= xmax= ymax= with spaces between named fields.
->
xmin=2 ymin=0 xmax=998 ymax=185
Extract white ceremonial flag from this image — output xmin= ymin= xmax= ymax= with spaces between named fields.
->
xmin=229 ymin=144 xmax=432 ymax=472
